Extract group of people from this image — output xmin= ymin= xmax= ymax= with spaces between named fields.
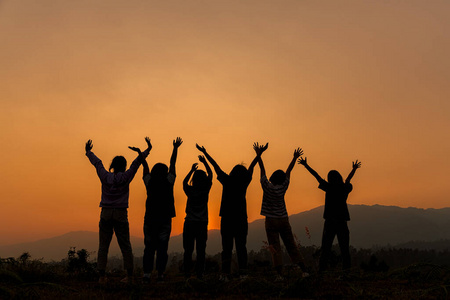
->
xmin=85 ymin=137 xmax=361 ymax=283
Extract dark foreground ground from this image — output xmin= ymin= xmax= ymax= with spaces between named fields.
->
xmin=2 ymin=263 xmax=450 ymax=299
xmin=3 ymin=247 xmax=450 ymax=299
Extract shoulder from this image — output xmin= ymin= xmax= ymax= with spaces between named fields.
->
xmin=167 ymin=173 xmax=176 ymax=184
xmin=143 ymin=173 xmax=151 ymax=185
xmin=318 ymin=179 xmax=328 ymax=190
xmin=217 ymin=170 xmax=228 ymax=182
xmin=345 ymin=182 xmax=353 ymax=192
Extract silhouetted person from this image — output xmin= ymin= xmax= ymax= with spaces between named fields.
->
xmin=182 ymin=155 xmax=213 ymax=279
xmin=254 ymin=143 xmax=309 ymax=280
xmin=196 ymin=143 xmax=258 ymax=280
xmin=85 ymin=137 xmax=151 ymax=284
xmin=142 ymin=137 xmax=182 ymax=282
xmin=299 ymin=157 xmax=361 ymax=272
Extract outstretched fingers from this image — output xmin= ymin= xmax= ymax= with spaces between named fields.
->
xmin=353 ymin=160 xmax=362 ymax=169
xmin=253 ymin=142 xmax=268 ymax=155
xmin=145 ymin=137 xmax=152 ymax=150
xmin=196 ymin=143 xmax=206 ymax=153
xmin=253 ymin=142 xmax=261 ymax=155
xmin=85 ymin=140 xmax=93 ymax=152
xmin=261 ymin=142 xmax=269 ymax=152
xmin=298 ymin=157 xmax=307 ymax=165
xmin=293 ymin=147 xmax=303 ymax=158
xmin=128 ymin=146 xmax=142 ymax=153
xmin=173 ymin=137 xmax=183 ymax=148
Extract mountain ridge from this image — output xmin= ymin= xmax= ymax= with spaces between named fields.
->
xmin=2 ymin=204 xmax=450 ymax=261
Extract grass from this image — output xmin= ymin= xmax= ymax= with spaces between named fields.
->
xmin=2 ymin=248 xmax=450 ymax=299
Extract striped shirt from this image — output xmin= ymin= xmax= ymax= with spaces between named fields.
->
xmin=260 ymin=175 xmax=290 ymax=218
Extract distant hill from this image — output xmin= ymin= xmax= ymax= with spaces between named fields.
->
xmin=0 ymin=231 xmax=146 ymax=262
xmin=2 ymin=204 xmax=450 ymax=261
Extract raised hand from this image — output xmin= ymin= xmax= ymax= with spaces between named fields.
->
xmin=145 ymin=137 xmax=152 ymax=151
xmin=352 ymin=160 xmax=362 ymax=169
xmin=191 ymin=163 xmax=198 ymax=172
xmin=253 ymin=142 xmax=262 ymax=156
xmin=196 ymin=143 xmax=206 ymax=153
xmin=198 ymin=155 xmax=206 ymax=163
xmin=298 ymin=157 xmax=307 ymax=166
xmin=346 ymin=159 xmax=361 ymax=184
xmin=128 ymin=146 xmax=142 ymax=154
xmin=293 ymin=147 xmax=304 ymax=159
xmin=85 ymin=140 xmax=93 ymax=152
xmin=173 ymin=137 xmax=183 ymax=148
xmin=253 ymin=142 xmax=269 ymax=156
xmin=260 ymin=142 xmax=269 ymax=153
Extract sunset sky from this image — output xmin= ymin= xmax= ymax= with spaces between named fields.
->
xmin=1 ymin=0 xmax=449 ymax=246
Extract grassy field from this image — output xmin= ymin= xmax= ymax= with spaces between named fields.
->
xmin=2 ymin=248 xmax=450 ymax=299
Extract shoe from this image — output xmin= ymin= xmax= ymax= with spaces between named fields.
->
xmin=120 ymin=276 xmax=133 ymax=284
xmin=143 ymin=273 xmax=151 ymax=284
xmin=157 ymin=274 xmax=165 ymax=283
xmin=219 ymin=274 xmax=230 ymax=282
xmin=98 ymin=276 xmax=108 ymax=284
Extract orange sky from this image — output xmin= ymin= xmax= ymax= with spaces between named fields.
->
xmin=1 ymin=0 xmax=449 ymax=246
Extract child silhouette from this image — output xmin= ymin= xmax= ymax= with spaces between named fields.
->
xmin=142 ymin=137 xmax=182 ymax=282
xmin=85 ymin=137 xmax=151 ymax=284
xmin=196 ymin=143 xmax=259 ymax=280
xmin=254 ymin=143 xmax=309 ymax=280
xmin=299 ymin=157 xmax=361 ymax=272
xmin=182 ymin=155 xmax=213 ymax=279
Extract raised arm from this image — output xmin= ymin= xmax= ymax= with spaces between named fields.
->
xmin=199 ymin=155 xmax=213 ymax=180
xmin=253 ymin=142 xmax=268 ymax=178
xmin=183 ymin=163 xmax=198 ymax=190
xmin=169 ymin=137 xmax=183 ymax=175
xmin=345 ymin=160 xmax=361 ymax=184
xmin=85 ymin=139 xmax=109 ymax=182
xmin=142 ymin=158 xmax=150 ymax=176
xmin=85 ymin=139 xmax=93 ymax=153
xmin=286 ymin=147 xmax=303 ymax=177
xmin=143 ymin=137 xmax=151 ymax=175
xmin=298 ymin=157 xmax=323 ymax=183
xmin=196 ymin=144 xmax=223 ymax=175
xmin=128 ymin=136 xmax=152 ymax=176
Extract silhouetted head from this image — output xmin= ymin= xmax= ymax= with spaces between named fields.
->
xmin=151 ymin=163 xmax=169 ymax=179
xmin=270 ymin=170 xmax=286 ymax=185
xmin=191 ymin=170 xmax=208 ymax=187
xmin=230 ymin=164 xmax=249 ymax=182
xmin=328 ymin=170 xmax=344 ymax=185
xmin=109 ymin=156 xmax=127 ymax=173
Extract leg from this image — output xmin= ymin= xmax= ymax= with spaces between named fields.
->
xmin=143 ymin=222 xmax=156 ymax=274
xmin=195 ymin=222 xmax=208 ymax=278
xmin=234 ymin=218 xmax=248 ymax=274
xmin=278 ymin=217 xmax=306 ymax=270
xmin=155 ymin=219 xmax=172 ymax=276
xmin=113 ymin=209 xmax=134 ymax=276
xmin=319 ymin=220 xmax=337 ymax=272
xmin=98 ymin=209 xmax=114 ymax=275
xmin=220 ymin=218 xmax=233 ymax=275
xmin=265 ymin=217 xmax=283 ymax=274
xmin=183 ymin=221 xmax=195 ymax=276
xmin=336 ymin=221 xmax=351 ymax=270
